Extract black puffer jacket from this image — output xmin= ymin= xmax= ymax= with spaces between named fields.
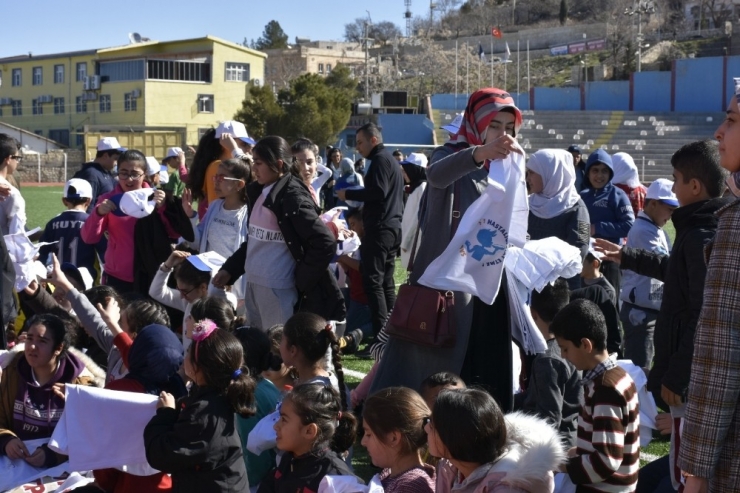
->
xmin=144 ymin=386 xmax=248 ymax=493
xmin=258 ymin=449 xmax=359 ymax=493
xmin=621 ymin=197 xmax=732 ymax=404
xmin=222 ymin=173 xmax=346 ymax=322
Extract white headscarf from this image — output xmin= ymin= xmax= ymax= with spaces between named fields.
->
xmin=611 ymin=152 xmax=642 ymax=188
xmin=526 ymin=149 xmax=581 ymax=219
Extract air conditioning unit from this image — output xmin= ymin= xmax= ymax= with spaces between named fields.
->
xmin=131 ymin=89 xmax=141 ymax=98
xmin=0 ymin=98 xmax=12 ymax=106
xmin=84 ymin=75 xmax=101 ymax=90
xmin=82 ymin=91 xmax=98 ymax=101
xmin=38 ymin=95 xmax=53 ymax=104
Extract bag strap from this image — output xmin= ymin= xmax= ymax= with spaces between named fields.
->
xmin=407 ymin=179 xmax=462 ymax=275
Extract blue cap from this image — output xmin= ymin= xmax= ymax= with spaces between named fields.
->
xmin=567 ymin=145 xmax=581 ymax=154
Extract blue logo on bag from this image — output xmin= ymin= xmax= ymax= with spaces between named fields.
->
xmin=461 ymin=219 xmax=508 ymax=265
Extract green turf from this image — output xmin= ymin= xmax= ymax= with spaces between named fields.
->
xmin=19 ymin=185 xmax=66 ymax=231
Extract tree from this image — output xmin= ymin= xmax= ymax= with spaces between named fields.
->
xmin=344 ymin=18 xmax=402 ymax=46
xmin=255 ymin=20 xmax=289 ymax=50
xmin=371 ymin=21 xmax=403 ymax=46
xmin=559 ymin=0 xmax=568 ymax=25
xmin=234 ymin=72 xmax=354 ymax=148
xmin=344 ymin=18 xmax=368 ymax=43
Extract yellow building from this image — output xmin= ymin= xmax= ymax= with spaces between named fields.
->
xmin=0 ymin=36 xmax=266 ymax=158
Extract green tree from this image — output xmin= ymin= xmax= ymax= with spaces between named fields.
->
xmin=234 ymin=70 xmax=355 ymax=148
xmin=255 ymin=20 xmax=289 ymax=50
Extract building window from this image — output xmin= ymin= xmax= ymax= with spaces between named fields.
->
xmin=99 ymin=95 xmax=111 ymax=113
xmin=147 ymin=59 xmax=211 ymax=82
xmin=76 ymin=62 xmax=87 ymax=82
xmin=197 ymin=94 xmax=214 ymax=113
xmin=225 ymin=62 xmax=250 ymax=82
xmin=318 ymin=63 xmax=324 ymax=74
xmin=54 ymin=97 xmax=65 ymax=114
xmin=99 ymin=60 xmax=145 ymax=82
xmin=49 ymin=129 xmax=70 ymax=146
xmin=54 ymin=64 xmax=65 ymax=84
xmin=32 ymin=99 xmax=42 ymax=115
xmin=11 ymin=100 xmax=22 ymax=116
xmin=76 ymin=96 xmax=87 ymax=113
xmin=76 ymin=131 xmax=85 ymax=147
xmin=327 ymin=64 xmax=332 ymax=73
xmin=33 ymin=67 xmax=42 ymax=85
xmin=124 ymin=93 xmax=137 ymax=112
xmin=12 ymin=69 xmax=21 ymax=86
xmin=35 ymin=130 xmax=43 ymax=136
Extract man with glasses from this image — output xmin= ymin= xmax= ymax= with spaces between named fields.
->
xmin=0 ymin=134 xmax=21 ymax=348
xmin=74 ymin=137 xmax=127 ymax=212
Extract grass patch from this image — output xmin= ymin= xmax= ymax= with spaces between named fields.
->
xmin=19 ymin=185 xmax=66 ymax=231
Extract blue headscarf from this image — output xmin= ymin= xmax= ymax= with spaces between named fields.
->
xmin=125 ymin=324 xmax=187 ymax=398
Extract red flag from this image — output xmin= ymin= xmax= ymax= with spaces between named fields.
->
xmin=492 ymin=27 xmax=502 ymax=38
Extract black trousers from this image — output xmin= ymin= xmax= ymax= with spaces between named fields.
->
xmin=461 ymin=290 xmax=514 ymax=413
xmin=104 ymin=273 xmax=136 ymax=296
xmin=359 ymin=228 xmax=400 ymax=337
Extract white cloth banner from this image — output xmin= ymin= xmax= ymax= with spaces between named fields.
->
xmin=418 ymin=149 xmax=529 ymax=304
xmin=616 ymin=359 xmax=659 ymax=448
xmin=318 ymin=474 xmax=384 ymax=493
xmin=505 ymin=272 xmax=548 ymax=355
xmin=4 ymin=232 xmax=56 ymax=291
xmin=48 ymin=384 xmax=159 ymax=474
xmin=504 ymin=238 xmax=583 ymax=293
xmin=0 ymin=438 xmax=72 ymax=492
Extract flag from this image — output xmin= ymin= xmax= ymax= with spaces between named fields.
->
xmin=478 ymin=43 xmax=485 ymax=61
xmin=492 ymin=27 xmax=502 ymax=38
xmin=504 ymin=42 xmax=511 ymax=62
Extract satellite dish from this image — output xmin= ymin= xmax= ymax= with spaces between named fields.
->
xmin=129 ymin=32 xmax=142 ymax=44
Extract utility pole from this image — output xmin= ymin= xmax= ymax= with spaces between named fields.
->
xmin=624 ymin=1 xmax=655 ymax=72
xmin=365 ymin=11 xmax=372 ymax=101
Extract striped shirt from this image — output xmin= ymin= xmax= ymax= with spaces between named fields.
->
xmin=567 ymin=359 xmax=640 ymax=492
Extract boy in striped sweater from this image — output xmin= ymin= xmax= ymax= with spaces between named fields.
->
xmin=551 ymin=299 xmax=640 ymax=493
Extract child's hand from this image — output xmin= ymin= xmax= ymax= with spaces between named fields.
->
xmin=0 ymin=182 xmax=11 ymax=200
xmin=683 ymin=476 xmax=708 ymax=493
xmin=177 ymin=150 xmax=186 ymax=167
xmin=96 ymin=199 xmax=117 ymax=216
xmin=157 ymin=391 xmax=175 ymax=409
xmin=47 ymin=253 xmax=74 ymax=292
xmin=24 ymin=447 xmax=46 ymax=468
xmin=592 ymin=238 xmax=622 ymax=264
xmin=5 ymin=438 xmax=30 ymax=460
xmin=655 ymin=412 xmax=673 ymax=435
xmin=96 ymin=300 xmax=123 ymax=336
xmin=219 ymin=134 xmax=238 ymax=153
xmin=166 ymin=250 xmax=191 ymax=269
xmin=153 ymin=190 xmax=166 ymax=210
xmin=23 ymin=280 xmax=40 ymax=296
xmin=567 ymin=446 xmax=578 ymax=458
xmin=181 ymin=188 xmax=194 ymax=218
xmin=52 ymin=383 xmax=66 ymax=401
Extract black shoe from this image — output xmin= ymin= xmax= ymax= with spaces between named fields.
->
xmin=339 ymin=329 xmax=363 ymax=354
xmin=356 ymin=345 xmax=374 ymax=359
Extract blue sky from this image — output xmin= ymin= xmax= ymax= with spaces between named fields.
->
xmin=2 ymin=0 xmax=415 ymax=57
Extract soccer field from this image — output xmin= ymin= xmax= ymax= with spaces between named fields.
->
xmin=20 ymin=185 xmax=66 ymax=231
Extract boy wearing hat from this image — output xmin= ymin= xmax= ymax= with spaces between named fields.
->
xmin=618 ymin=178 xmax=677 ymax=368
xmin=73 ymin=137 xmax=127 ymax=213
xmin=39 ymin=178 xmax=107 ymax=281
xmin=161 ymin=147 xmax=188 ymax=197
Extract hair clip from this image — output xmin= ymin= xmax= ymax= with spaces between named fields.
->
xmin=192 ymin=318 xmax=218 ymax=362
xmin=324 ymin=323 xmax=333 ymax=332
xmin=231 ymin=368 xmax=242 ymax=380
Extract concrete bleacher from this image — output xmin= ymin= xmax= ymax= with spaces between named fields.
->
xmin=517 ymin=111 xmax=724 ymax=183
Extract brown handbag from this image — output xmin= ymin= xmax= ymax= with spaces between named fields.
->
xmin=386 ymin=181 xmax=461 ymax=348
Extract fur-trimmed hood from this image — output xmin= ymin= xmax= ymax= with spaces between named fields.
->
xmin=437 ymin=412 xmax=566 ymax=493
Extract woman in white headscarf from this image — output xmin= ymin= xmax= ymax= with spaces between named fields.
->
xmin=612 ymin=152 xmax=647 ymax=215
xmin=526 ymin=149 xmax=590 ymax=288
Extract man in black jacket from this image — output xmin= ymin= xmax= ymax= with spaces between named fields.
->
xmin=73 ymin=137 xmax=126 ymax=213
xmin=338 ymin=123 xmax=404 ymax=342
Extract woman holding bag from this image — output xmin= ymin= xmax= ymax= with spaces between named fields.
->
xmin=369 ymin=88 xmax=523 ymax=412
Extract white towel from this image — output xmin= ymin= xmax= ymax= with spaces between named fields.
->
xmin=419 ymin=149 xmax=529 ymax=304
xmin=504 ymin=238 xmax=582 ymax=293
xmin=318 ymin=474 xmax=383 ymax=493
xmin=616 ymin=359 xmax=659 ymax=447
xmin=0 ymin=438 xmax=72 ymax=492
xmin=48 ymin=384 xmax=159 ymax=474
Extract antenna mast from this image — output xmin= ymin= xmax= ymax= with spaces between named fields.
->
xmin=405 ymin=0 xmax=412 ymax=37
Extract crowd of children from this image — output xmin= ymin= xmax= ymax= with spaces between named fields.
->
xmin=0 ymin=82 xmax=738 ymax=493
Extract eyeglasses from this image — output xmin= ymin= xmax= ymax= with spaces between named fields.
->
xmin=10 ymin=155 xmax=22 ymax=162
xmin=213 ymin=174 xmax=244 ymax=184
xmin=178 ymin=285 xmax=198 ymax=297
xmin=118 ymin=171 xmax=144 ymax=180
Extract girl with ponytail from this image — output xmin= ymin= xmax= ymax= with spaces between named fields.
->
xmin=144 ymin=319 xmax=256 ymax=492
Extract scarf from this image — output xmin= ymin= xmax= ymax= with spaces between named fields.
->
xmin=401 ymin=162 xmax=427 ymax=194
xmin=526 ymin=149 xmax=581 ymax=219
xmin=611 ymin=152 xmax=642 ymax=188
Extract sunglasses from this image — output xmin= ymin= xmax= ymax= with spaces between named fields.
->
xmin=10 ymin=155 xmax=23 ymax=162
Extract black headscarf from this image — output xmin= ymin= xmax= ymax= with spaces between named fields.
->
xmin=125 ymin=324 xmax=187 ymax=398
xmin=401 ymin=162 xmax=427 ymax=194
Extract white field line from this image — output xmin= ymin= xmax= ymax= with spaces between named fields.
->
xmin=344 ymin=368 xmax=367 ymax=379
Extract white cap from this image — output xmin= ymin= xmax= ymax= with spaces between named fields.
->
xmin=145 ymin=157 xmax=160 ymax=176
xmin=400 ymin=152 xmax=428 ymax=168
xmin=63 ymin=178 xmax=93 ymax=199
xmin=111 ymin=189 xmax=156 ymax=218
xmin=159 ymin=165 xmax=170 ymax=184
xmin=215 ymin=121 xmax=256 ymax=145
xmin=588 ymin=238 xmax=604 ymax=261
xmin=187 ymin=251 xmax=227 ymax=273
xmin=646 ymin=178 xmax=679 ymax=207
xmin=441 ymin=112 xmax=464 ymax=134
xmin=97 ymin=137 xmax=126 ymax=152
xmin=165 ymin=147 xmax=183 ymax=160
